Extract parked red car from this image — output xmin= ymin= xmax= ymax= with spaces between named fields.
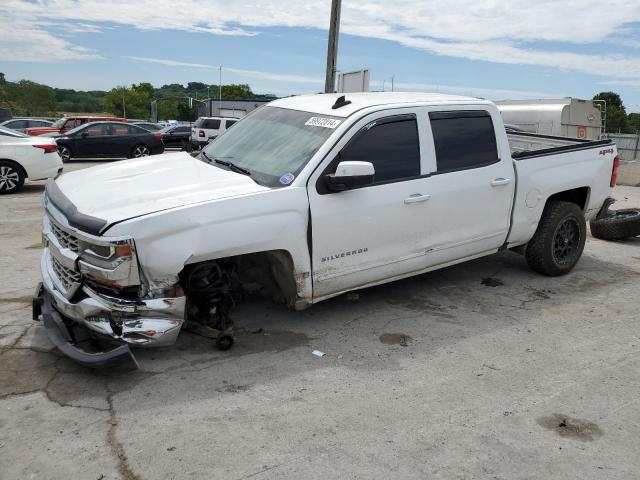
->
xmin=26 ymin=116 xmax=127 ymax=136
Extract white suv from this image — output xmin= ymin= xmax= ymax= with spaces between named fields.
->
xmin=191 ymin=117 xmax=238 ymax=149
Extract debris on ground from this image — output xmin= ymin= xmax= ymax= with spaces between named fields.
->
xmin=312 ymin=350 xmax=326 ymax=357
xmin=379 ymin=333 xmax=412 ymax=346
xmin=481 ymin=277 xmax=504 ymax=287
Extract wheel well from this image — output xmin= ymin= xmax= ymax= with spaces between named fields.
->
xmin=546 ymin=187 xmax=590 ymax=211
xmin=0 ymin=159 xmax=27 ymax=179
xmin=180 ymin=250 xmax=298 ymax=308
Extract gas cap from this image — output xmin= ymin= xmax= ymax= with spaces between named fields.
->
xmin=526 ymin=189 xmax=542 ymax=208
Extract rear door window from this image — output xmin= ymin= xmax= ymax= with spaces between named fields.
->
xmin=338 ymin=116 xmax=421 ymax=184
xmin=429 ymin=111 xmax=498 ymax=173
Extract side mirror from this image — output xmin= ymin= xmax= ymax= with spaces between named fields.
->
xmin=325 ymin=161 xmax=375 ymax=192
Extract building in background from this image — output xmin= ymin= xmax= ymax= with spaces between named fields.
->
xmin=197 ymin=98 xmax=275 ymax=119
xmin=496 ymin=98 xmax=603 ymax=140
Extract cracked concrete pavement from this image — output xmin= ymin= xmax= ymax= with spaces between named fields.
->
xmin=1 ymin=161 xmax=640 ymax=479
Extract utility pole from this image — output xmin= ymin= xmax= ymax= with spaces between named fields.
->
xmin=122 ymin=92 xmax=126 ymax=119
xmin=219 ymin=66 xmax=222 ymax=114
xmin=324 ymin=0 xmax=342 ymax=93
xmin=391 ymin=75 xmax=394 ymax=92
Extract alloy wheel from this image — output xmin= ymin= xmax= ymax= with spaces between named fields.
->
xmin=58 ymin=146 xmax=71 ymax=162
xmin=134 ymin=145 xmax=150 ymax=157
xmin=552 ymin=218 xmax=580 ymax=265
xmin=0 ymin=165 xmax=20 ymax=193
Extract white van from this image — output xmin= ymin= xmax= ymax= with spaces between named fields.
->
xmin=191 ymin=117 xmax=238 ymax=149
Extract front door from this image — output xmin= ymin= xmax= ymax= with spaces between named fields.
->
xmin=308 ymin=111 xmax=432 ymax=299
xmin=73 ymin=123 xmax=109 ymax=157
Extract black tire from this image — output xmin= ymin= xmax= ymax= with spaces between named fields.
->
xmin=58 ymin=144 xmax=72 ymax=163
xmin=589 ymin=209 xmax=640 ymax=240
xmin=0 ymin=161 xmax=25 ymax=194
xmin=131 ymin=144 xmax=151 ymax=158
xmin=525 ymin=201 xmax=587 ymax=276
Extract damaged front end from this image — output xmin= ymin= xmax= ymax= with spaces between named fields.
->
xmin=33 ymin=195 xmax=186 ymax=370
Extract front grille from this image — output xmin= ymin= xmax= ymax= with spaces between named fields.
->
xmin=49 ymin=215 xmax=80 ymax=253
xmin=51 ymin=255 xmax=81 ymax=291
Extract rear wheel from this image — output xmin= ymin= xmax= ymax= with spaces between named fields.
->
xmin=0 ymin=161 xmax=25 ymax=194
xmin=525 ymin=201 xmax=586 ymax=276
xmin=58 ymin=145 xmax=72 ymax=163
xmin=131 ymin=144 xmax=151 ymax=158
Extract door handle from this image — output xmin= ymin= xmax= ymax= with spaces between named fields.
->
xmin=404 ymin=193 xmax=431 ymax=205
xmin=490 ymin=178 xmax=511 ymax=187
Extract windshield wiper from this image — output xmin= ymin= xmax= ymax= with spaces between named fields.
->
xmin=201 ymin=151 xmax=252 ymax=176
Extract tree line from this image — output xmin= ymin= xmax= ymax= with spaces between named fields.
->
xmin=2 ymin=72 xmax=639 ymax=131
xmin=593 ymin=92 xmax=640 ymax=134
xmin=0 ymin=73 xmax=272 ymax=121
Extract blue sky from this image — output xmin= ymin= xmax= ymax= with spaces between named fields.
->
xmin=1 ymin=1 xmax=640 ymax=111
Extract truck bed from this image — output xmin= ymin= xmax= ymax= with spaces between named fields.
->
xmin=507 ymin=131 xmax=612 ymax=160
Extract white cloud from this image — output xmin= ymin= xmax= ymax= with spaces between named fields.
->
xmin=0 ymin=22 xmax=101 ymax=62
xmin=371 ymin=80 xmax=564 ymax=100
xmin=126 ymin=56 xmax=322 ymax=84
xmin=2 ymin=0 xmax=640 ymax=80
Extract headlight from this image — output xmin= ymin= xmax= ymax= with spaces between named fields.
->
xmin=78 ymin=238 xmax=139 ymax=289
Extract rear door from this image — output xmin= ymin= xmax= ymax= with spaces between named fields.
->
xmin=420 ymin=109 xmax=515 ymax=265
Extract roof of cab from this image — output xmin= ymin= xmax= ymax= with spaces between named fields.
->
xmin=269 ymin=92 xmax=490 ymax=117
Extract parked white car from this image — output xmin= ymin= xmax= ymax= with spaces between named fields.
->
xmin=34 ymin=93 xmax=619 ymax=368
xmin=0 ymin=126 xmax=62 ymax=194
xmin=191 ymin=116 xmax=238 ymax=149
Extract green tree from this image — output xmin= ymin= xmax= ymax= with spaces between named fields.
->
xmin=593 ymin=91 xmax=629 ymax=133
xmin=103 ymin=83 xmax=154 ymax=119
xmin=628 ymin=113 xmax=640 ymax=133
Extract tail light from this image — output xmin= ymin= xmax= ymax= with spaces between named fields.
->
xmin=33 ymin=144 xmax=58 ymax=154
xmin=153 ymin=133 xmax=163 ymax=140
xmin=610 ymin=155 xmax=620 ymax=187
xmin=199 ymin=130 xmax=205 ymax=137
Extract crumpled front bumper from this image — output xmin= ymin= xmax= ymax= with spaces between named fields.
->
xmin=35 ymin=252 xmax=186 ymax=369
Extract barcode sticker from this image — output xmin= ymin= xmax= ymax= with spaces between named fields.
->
xmin=305 ymin=117 xmax=341 ymax=129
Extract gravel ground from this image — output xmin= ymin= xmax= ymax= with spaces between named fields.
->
xmin=1 ymin=161 xmax=640 ymax=479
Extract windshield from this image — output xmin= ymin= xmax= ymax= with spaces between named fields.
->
xmin=63 ymin=124 xmax=91 ymax=136
xmin=202 ymin=106 xmax=341 ymax=187
xmin=51 ymin=118 xmax=66 ymax=128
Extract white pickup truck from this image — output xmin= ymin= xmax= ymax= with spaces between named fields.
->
xmin=33 ymin=93 xmax=620 ymax=368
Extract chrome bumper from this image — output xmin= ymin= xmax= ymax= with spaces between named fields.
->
xmin=40 ymin=250 xmax=186 ymax=348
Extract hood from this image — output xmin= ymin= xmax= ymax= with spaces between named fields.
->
xmin=53 ymin=152 xmax=270 ymax=231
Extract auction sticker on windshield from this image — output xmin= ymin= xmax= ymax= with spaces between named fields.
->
xmin=305 ymin=117 xmax=341 ymax=129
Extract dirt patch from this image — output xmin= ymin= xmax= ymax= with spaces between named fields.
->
xmin=537 ymin=414 xmax=603 ymax=441
xmin=481 ymin=277 xmax=504 ymax=287
xmin=218 ymin=383 xmax=252 ymax=394
xmin=379 ymin=333 xmax=412 ymax=346
xmin=0 ymin=296 xmax=32 ymax=305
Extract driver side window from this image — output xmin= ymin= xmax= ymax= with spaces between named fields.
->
xmin=339 ymin=116 xmax=421 ymax=184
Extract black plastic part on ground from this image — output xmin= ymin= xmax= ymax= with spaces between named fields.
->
xmin=33 ymin=282 xmax=139 ymax=370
